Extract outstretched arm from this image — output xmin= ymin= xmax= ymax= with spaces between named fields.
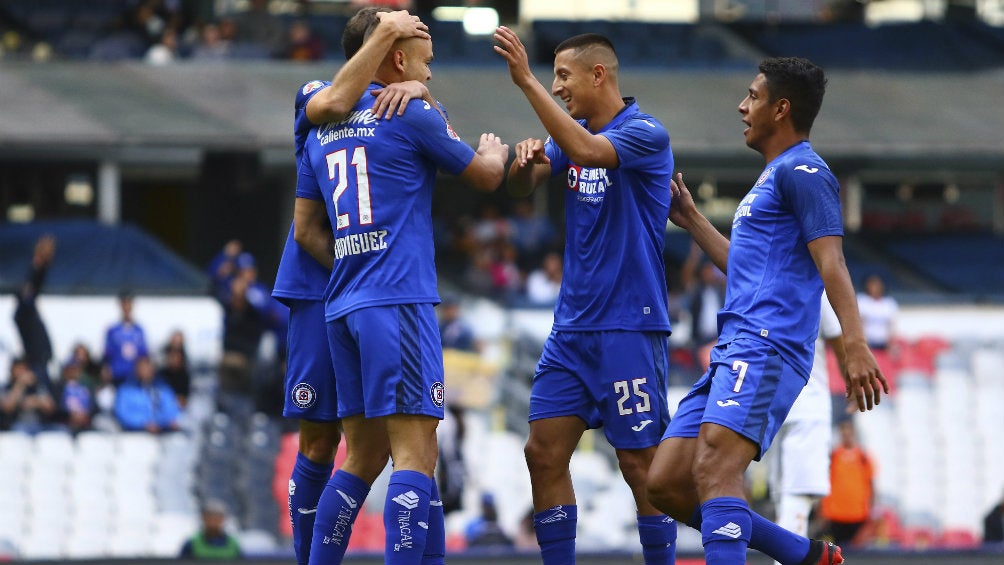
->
xmin=493 ymin=26 xmax=617 ymax=168
xmin=808 ymin=236 xmax=889 ymax=411
xmin=306 ymin=10 xmax=429 ymax=124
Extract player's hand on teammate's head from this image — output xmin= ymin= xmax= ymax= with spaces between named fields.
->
xmin=493 ymin=26 xmax=535 ymax=88
xmin=370 ymin=80 xmax=430 ymax=119
xmin=513 ymin=138 xmax=549 ymax=168
xmin=376 ymin=10 xmax=430 ymax=40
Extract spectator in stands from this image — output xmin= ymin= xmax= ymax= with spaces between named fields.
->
xmin=157 ymin=330 xmax=191 ymax=407
xmin=207 ymin=239 xmax=246 ymax=300
xmin=190 ymin=22 xmax=231 ymax=60
xmin=465 ymin=493 xmax=514 ymax=548
xmin=180 ymin=498 xmax=243 ymax=559
xmin=67 ymin=342 xmax=102 ymax=389
xmin=57 ymin=360 xmax=94 ymax=435
xmin=508 ymin=198 xmax=558 ymax=271
xmin=681 ymin=241 xmax=726 ymax=355
xmin=230 ymin=0 xmax=284 ymax=57
xmin=91 ymin=363 xmax=120 ymax=432
xmin=0 ymin=358 xmax=59 ymax=434
xmin=439 ymin=295 xmax=481 ymax=353
xmin=145 ymin=27 xmax=180 ymax=65
xmin=524 ymin=250 xmax=562 ymax=306
xmin=283 ymin=19 xmax=324 ymax=61
xmin=209 ymin=243 xmax=276 ymax=415
xmin=113 ymin=355 xmax=181 ymax=433
xmin=857 ymin=274 xmax=897 ymax=350
xmin=103 ymin=290 xmax=150 ymax=384
xmin=984 ymin=490 xmax=1004 ymax=543
xmin=490 ymin=241 xmax=523 ymax=301
xmin=437 ymin=295 xmax=476 ymax=515
xmin=819 ymin=419 xmax=875 ymax=547
xmin=13 ymin=234 xmax=56 ymax=387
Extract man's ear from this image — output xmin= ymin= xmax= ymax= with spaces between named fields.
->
xmin=592 ymin=63 xmax=606 ymax=86
xmin=393 ymin=49 xmax=406 ymax=73
xmin=774 ymin=98 xmax=790 ymax=122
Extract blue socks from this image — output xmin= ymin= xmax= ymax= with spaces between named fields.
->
xmin=385 ymin=470 xmax=432 ymax=565
xmin=700 ymin=497 xmax=752 ymax=565
xmin=534 ymin=505 xmax=577 ymax=565
xmin=289 ymin=453 xmax=333 ymax=565
xmin=308 ymin=470 xmax=370 ymax=565
xmin=422 ymin=478 xmax=445 ymax=565
xmin=637 ymin=514 xmax=677 ymax=565
xmin=690 ymin=502 xmax=811 ymax=564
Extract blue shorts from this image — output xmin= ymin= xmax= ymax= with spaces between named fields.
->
xmin=283 ymin=299 xmax=339 ymax=421
xmin=530 ymin=330 xmax=670 ymax=450
xmin=327 ymin=303 xmax=445 ymax=419
xmin=662 ymin=337 xmax=806 ymax=460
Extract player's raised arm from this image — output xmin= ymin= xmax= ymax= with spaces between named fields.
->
xmin=493 ymin=25 xmax=618 ymax=168
xmin=306 ymin=9 xmax=429 ymax=124
xmin=459 ymin=133 xmax=510 ymax=192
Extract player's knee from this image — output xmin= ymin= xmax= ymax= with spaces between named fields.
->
xmin=616 ymin=452 xmax=649 ymax=487
xmin=523 ymin=437 xmax=561 ymax=477
xmin=299 ymin=424 xmax=341 ymax=464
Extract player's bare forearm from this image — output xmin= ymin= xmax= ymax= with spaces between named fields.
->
xmin=293 ymin=197 xmax=334 ymax=270
xmin=671 ymin=173 xmax=730 ymax=272
xmin=810 ymin=236 xmax=889 ymax=409
xmin=461 ymin=133 xmax=510 ymax=192
xmin=493 ymin=26 xmax=616 ymax=168
xmin=506 ymin=137 xmax=550 ymax=197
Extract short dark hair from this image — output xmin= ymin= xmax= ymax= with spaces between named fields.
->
xmin=342 ymin=6 xmax=392 ymax=60
xmin=758 ymin=57 xmax=827 ymax=134
xmin=554 ymin=33 xmax=616 ymax=57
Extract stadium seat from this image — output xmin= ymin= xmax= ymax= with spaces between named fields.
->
xmin=0 ymin=432 xmax=33 ymax=465
xmin=63 ymin=529 xmax=108 ymax=559
xmin=33 ymin=431 xmax=75 ymax=463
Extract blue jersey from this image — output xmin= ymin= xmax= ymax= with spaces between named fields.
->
xmin=718 ymin=140 xmax=843 ymax=378
xmin=545 ymin=98 xmax=673 ymax=332
xmin=297 ymin=83 xmax=476 ymax=320
xmin=273 ymin=80 xmax=333 ymax=305
xmin=104 ymin=322 xmax=148 ymax=382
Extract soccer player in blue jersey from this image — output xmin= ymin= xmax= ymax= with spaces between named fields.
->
xmin=493 ymin=28 xmax=678 ymax=565
xmin=644 ymin=57 xmax=889 ymax=565
xmin=272 ymin=9 xmax=434 ymax=565
xmin=293 ymin=23 xmax=509 ymax=565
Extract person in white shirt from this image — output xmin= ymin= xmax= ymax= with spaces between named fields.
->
xmin=764 ymin=292 xmax=847 ymax=564
xmin=856 ymin=274 xmax=897 ymax=350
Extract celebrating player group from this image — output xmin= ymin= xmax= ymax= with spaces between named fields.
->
xmin=274 ymin=8 xmax=888 ymax=565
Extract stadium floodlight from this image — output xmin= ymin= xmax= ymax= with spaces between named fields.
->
xmin=432 ymin=6 xmax=500 ymax=36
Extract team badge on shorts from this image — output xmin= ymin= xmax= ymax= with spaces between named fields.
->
xmin=430 ymin=382 xmax=445 ymax=407
xmin=291 ymin=383 xmax=317 ymax=409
